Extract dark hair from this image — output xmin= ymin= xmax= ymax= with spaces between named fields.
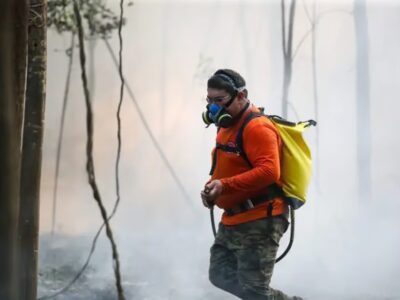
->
xmin=207 ymin=69 xmax=247 ymax=97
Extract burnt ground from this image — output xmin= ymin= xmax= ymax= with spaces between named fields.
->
xmin=38 ymin=233 xmax=399 ymax=300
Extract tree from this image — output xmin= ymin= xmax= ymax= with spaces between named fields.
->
xmin=354 ymin=0 xmax=371 ymax=203
xmin=0 ymin=1 xmax=21 ymax=298
xmin=18 ymin=0 xmax=48 ymax=299
xmin=42 ymin=2 xmax=127 ymax=299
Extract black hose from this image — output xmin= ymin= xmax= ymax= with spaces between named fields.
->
xmin=210 ymin=206 xmax=217 ymax=237
xmin=276 ymin=206 xmax=295 ymax=263
xmin=209 ymin=205 xmax=295 ymax=263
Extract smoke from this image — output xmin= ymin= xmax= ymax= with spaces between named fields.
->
xmin=39 ymin=1 xmax=400 ymax=299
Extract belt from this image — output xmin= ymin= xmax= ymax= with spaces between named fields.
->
xmin=224 ymin=184 xmax=284 ymax=216
xmin=224 ymin=196 xmax=269 ymax=216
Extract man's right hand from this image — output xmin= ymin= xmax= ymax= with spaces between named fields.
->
xmin=201 ymin=180 xmax=223 ymax=208
xmin=201 ymin=187 xmax=213 ymax=208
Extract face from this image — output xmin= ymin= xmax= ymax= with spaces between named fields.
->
xmin=206 ymin=88 xmax=245 ymax=117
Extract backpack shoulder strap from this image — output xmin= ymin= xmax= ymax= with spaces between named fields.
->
xmin=209 ymin=110 xmax=265 ymax=175
xmin=236 ymin=111 xmax=264 ymax=168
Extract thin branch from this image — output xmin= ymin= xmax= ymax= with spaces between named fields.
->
xmin=51 ymin=32 xmax=75 ymax=237
xmin=39 ymin=0 xmax=128 ymax=298
xmin=292 ymin=8 xmax=353 ymax=61
xmin=73 ymin=2 xmax=125 ymax=300
xmin=301 ymin=0 xmax=312 ymax=25
xmin=311 ymin=0 xmax=321 ymax=192
xmin=316 ymin=8 xmax=353 ymax=22
xmin=103 ymin=39 xmax=197 ymax=213
xmin=292 ymin=27 xmax=312 ymax=60
xmin=113 ymin=0 xmax=125 ymax=249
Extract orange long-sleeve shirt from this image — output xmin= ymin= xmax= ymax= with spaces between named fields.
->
xmin=210 ymin=105 xmax=288 ymax=225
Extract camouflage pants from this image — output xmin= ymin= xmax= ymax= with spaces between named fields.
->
xmin=209 ymin=215 xmax=300 ymax=300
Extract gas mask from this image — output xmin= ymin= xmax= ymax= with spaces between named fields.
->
xmin=202 ymin=102 xmax=234 ymax=128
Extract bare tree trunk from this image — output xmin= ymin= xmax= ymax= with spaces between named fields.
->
xmin=14 ymin=0 xmax=29 ymax=149
xmin=0 ymin=1 xmax=20 ymax=298
xmin=354 ymin=0 xmax=371 ymax=203
xmin=14 ymin=1 xmax=29 ymax=299
xmin=18 ymin=0 xmax=47 ymax=299
xmin=281 ymin=0 xmax=296 ymax=119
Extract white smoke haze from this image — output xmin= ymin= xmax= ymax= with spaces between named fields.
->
xmin=38 ymin=0 xmax=400 ymax=299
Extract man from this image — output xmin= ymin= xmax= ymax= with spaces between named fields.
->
xmin=201 ymin=69 xmax=302 ymax=300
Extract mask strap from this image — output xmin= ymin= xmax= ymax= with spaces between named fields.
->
xmin=231 ymin=101 xmax=250 ymax=122
xmin=215 ymin=73 xmax=237 ymax=89
xmin=223 ymin=87 xmax=246 ymax=108
xmin=238 ymin=101 xmax=250 ymax=116
xmin=224 ymin=95 xmax=236 ymax=108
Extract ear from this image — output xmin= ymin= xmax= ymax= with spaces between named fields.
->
xmin=237 ymin=91 xmax=245 ymax=100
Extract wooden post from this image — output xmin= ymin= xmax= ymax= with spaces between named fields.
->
xmin=0 ymin=0 xmax=20 ymax=298
xmin=18 ymin=0 xmax=47 ymax=299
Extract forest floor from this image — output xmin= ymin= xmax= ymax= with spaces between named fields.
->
xmin=37 ymin=233 xmax=399 ymax=300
